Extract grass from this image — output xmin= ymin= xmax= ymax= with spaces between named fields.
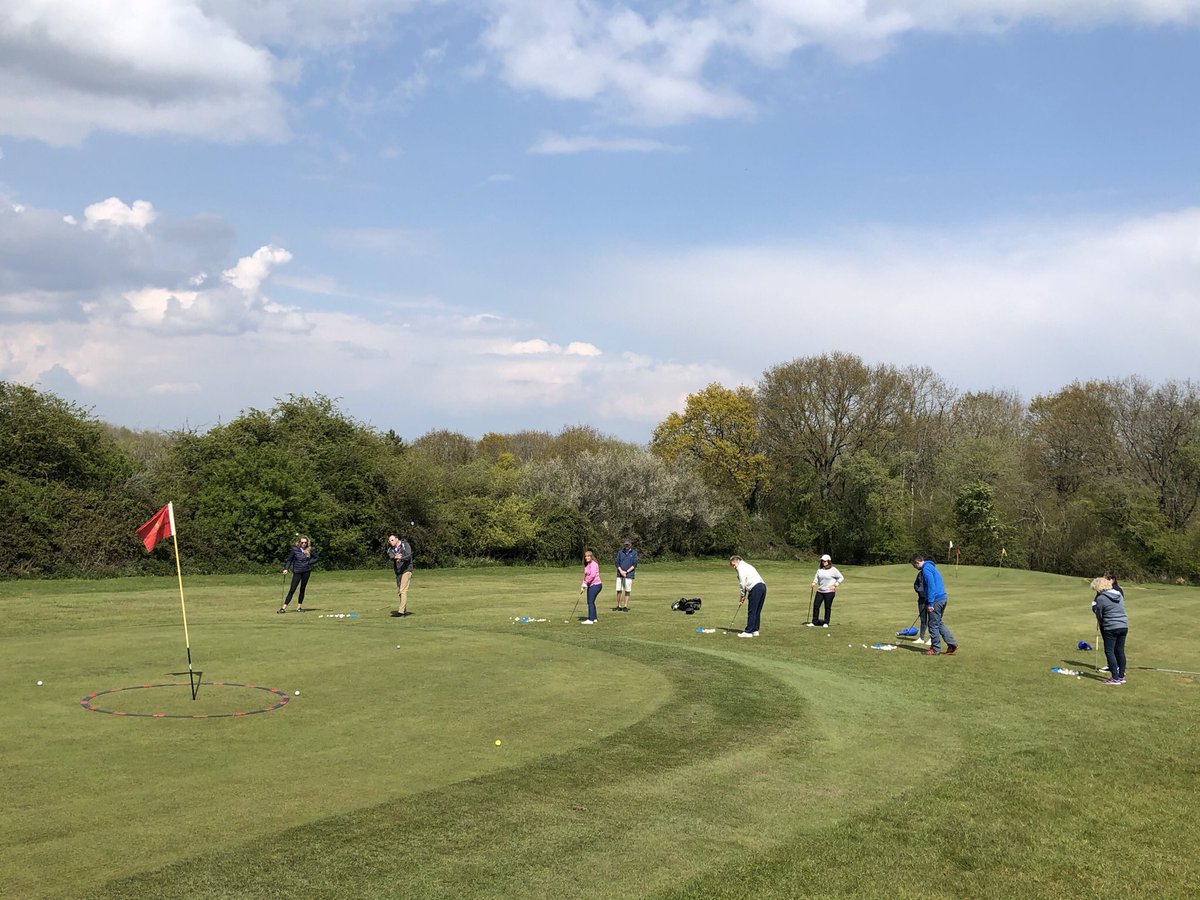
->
xmin=3 ymin=562 xmax=1199 ymax=898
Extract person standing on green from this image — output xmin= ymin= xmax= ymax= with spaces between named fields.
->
xmin=808 ymin=553 xmax=843 ymax=627
xmin=615 ymin=538 xmax=638 ymax=612
xmin=388 ymin=533 xmax=414 ymax=618
xmin=911 ymin=553 xmax=957 ymax=655
xmin=279 ymin=535 xmax=318 ymax=613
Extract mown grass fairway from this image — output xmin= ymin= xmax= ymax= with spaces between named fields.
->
xmin=4 ymin=563 xmax=1199 ymax=898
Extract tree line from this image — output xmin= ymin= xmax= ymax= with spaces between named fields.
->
xmin=3 ymin=353 xmax=1199 ymax=581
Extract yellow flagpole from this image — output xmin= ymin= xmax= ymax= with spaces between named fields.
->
xmin=167 ymin=502 xmax=200 ymax=699
xmin=168 ymin=502 xmax=190 ymax=649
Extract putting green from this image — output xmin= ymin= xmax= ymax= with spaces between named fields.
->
xmin=4 ymin=624 xmax=670 ymax=898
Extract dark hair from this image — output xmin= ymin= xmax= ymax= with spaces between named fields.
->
xmin=910 ymin=553 xmax=926 ymax=564
xmin=1104 ymin=571 xmax=1122 ymax=591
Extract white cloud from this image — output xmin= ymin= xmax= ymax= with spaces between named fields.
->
xmin=326 ymin=226 xmax=436 ymax=256
xmin=479 ymin=0 xmax=1200 ymax=124
xmin=148 ymin=382 xmax=202 ymax=395
xmin=566 ymin=341 xmax=601 ymax=356
xmin=583 ymin=207 xmax=1200 ymax=399
xmin=5 ymin=1 xmax=1199 ymax=143
xmin=197 ymin=0 xmax=423 ymax=49
xmin=1 ymin=194 xmax=304 ymax=336
xmin=83 ymin=198 xmax=157 ymax=230
xmin=223 ymin=245 xmax=293 ymax=293
xmin=5 ymin=197 xmax=1200 ymax=439
xmin=508 ymin=339 xmax=557 ymax=354
xmin=529 ymin=133 xmax=680 ymax=154
xmin=0 ymin=0 xmax=287 ymax=145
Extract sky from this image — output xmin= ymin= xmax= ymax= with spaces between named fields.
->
xmin=2 ymin=1 xmax=1199 ymax=443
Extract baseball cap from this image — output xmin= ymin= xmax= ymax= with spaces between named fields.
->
xmin=820 ymin=554 xmax=831 ymax=561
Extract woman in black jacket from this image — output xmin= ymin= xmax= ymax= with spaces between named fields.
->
xmin=279 ymin=535 xmax=318 ymax=613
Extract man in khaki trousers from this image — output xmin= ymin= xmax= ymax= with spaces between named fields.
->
xmin=388 ymin=533 xmax=414 ymax=617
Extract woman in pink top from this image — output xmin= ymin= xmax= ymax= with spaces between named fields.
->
xmin=579 ymin=548 xmax=602 ymax=624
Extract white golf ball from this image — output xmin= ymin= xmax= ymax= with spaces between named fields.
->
xmin=294 ymin=690 xmax=300 ymax=696
xmin=36 ymin=680 xmax=43 ymax=685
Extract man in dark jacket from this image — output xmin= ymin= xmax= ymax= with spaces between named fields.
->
xmin=615 ymin=538 xmax=638 ymax=612
xmin=388 ymin=533 xmax=414 ymax=618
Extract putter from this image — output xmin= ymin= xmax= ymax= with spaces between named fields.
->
xmin=806 ymin=584 xmax=816 ymax=625
xmin=570 ymin=592 xmax=582 ymax=622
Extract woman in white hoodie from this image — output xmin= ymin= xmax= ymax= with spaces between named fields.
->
xmin=808 ymin=554 xmax=844 ymax=627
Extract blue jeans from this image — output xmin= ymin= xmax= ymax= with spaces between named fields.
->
xmin=586 ymin=583 xmax=602 ymax=621
xmin=745 ymin=583 xmax=766 ymax=633
xmin=927 ymin=598 xmax=956 ymax=652
xmin=1102 ymin=628 xmax=1127 ymax=679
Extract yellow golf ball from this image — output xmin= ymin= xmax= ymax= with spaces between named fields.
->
xmin=494 ymin=739 xmax=502 ymax=746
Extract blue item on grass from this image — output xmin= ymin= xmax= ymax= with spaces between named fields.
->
xmin=897 ymin=626 xmax=918 ymax=637
xmin=1077 ymin=640 xmax=1092 ymax=651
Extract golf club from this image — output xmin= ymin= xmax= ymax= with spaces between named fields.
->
xmin=806 ymin=583 xmax=815 ymax=625
xmin=276 ymin=532 xmax=299 ymax=610
xmin=728 ymin=595 xmax=744 ymax=629
xmin=570 ymin=592 xmax=582 ymax=622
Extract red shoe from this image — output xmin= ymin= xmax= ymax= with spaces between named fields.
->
xmin=945 ymin=644 xmax=958 ymax=655
xmin=924 ymin=648 xmax=939 ymax=655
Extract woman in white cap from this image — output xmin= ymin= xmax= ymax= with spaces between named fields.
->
xmin=808 ymin=554 xmax=844 ymax=627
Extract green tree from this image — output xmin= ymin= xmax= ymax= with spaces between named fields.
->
xmin=756 ymin=353 xmax=911 ymax=558
xmin=650 ymin=383 xmax=768 ymax=511
xmin=0 ymin=382 xmax=146 ymax=576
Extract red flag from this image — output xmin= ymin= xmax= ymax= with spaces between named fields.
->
xmin=137 ymin=503 xmax=174 ymax=552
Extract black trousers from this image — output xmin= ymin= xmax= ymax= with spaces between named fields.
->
xmin=812 ymin=590 xmax=834 ymax=625
xmin=284 ymin=570 xmax=311 ymax=605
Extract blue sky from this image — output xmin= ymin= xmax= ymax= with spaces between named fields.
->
xmin=2 ymin=1 xmax=1199 ymax=441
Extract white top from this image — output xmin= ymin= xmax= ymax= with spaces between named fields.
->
xmin=734 ymin=560 xmax=764 ymax=595
xmin=813 ymin=566 xmax=844 ymax=591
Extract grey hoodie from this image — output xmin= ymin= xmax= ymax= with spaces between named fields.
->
xmin=1092 ymin=588 xmax=1128 ymax=632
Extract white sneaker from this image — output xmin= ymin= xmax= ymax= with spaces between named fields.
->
xmin=806 ymin=622 xmax=817 ymax=627
xmin=737 ymin=631 xmax=756 ymax=637
xmin=752 ymin=631 xmax=760 ymax=636
xmin=820 ymin=624 xmax=829 ymax=628
xmin=580 ymin=619 xmax=595 ymax=625
xmin=1098 ymin=666 xmax=1109 ymax=673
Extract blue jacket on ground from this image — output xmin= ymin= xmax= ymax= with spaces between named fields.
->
xmin=916 ymin=560 xmax=947 ymax=603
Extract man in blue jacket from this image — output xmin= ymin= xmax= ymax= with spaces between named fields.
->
xmin=911 ymin=553 xmax=958 ymax=655
xmin=615 ymin=538 xmax=638 ymax=612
